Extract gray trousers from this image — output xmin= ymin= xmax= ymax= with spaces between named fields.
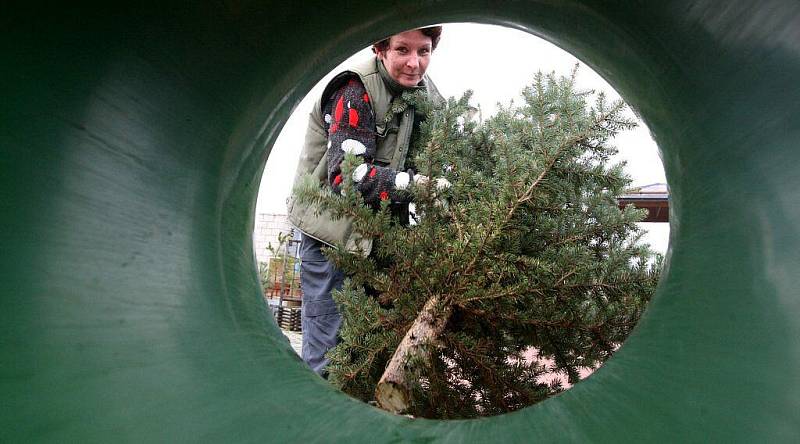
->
xmin=299 ymin=233 xmax=344 ymax=376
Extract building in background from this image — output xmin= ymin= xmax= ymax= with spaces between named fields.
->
xmin=254 ymin=213 xmax=303 ymax=331
xmin=253 ymin=213 xmax=294 ymax=263
xmin=618 ymin=183 xmax=669 ymax=223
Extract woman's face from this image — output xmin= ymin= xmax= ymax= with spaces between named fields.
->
xmin=377 ymin=30 xmax=433 ymax=87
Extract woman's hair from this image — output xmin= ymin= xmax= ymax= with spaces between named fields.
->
xmin=372 ymin=26 xmax=443 ymax=53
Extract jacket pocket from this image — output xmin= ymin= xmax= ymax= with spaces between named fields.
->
xmin=374 ymin=122 xmax=398 ymax=165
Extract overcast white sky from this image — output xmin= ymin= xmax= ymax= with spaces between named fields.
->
xmin=256 ymin=23 xmax=669 ymax=253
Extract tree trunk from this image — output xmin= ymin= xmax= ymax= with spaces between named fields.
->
xmin=375 ymin=294 xmax=452 ymax=414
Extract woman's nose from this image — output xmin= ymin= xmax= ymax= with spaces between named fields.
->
xmin=405 ymin=56 xmax=419 ymax=69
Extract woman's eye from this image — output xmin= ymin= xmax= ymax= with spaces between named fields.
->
xmin=396 ymin=47 xmax=408 ymax=54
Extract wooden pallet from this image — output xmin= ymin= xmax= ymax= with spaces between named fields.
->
xmin=275 ymin=306 xmax=302 ymax=332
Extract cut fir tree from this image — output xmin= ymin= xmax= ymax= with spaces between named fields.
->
xmin=294 ymin=68 xmax=662 ymax=419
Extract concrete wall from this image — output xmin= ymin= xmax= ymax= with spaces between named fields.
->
xmin=253 ymin=213 xmax=293 ymax=263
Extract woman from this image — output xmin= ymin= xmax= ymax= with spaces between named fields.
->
xmin=288 ymin=26 xmax=445 ymax=376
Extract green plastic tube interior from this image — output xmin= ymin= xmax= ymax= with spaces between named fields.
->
xmin=2 ymin=2 xmax=799 ymax=441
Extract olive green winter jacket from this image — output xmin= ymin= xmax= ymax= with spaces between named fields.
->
xmin=287 ymin=56 xmax=442 ymax=255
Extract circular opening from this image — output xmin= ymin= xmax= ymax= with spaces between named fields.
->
xmin=254 ymin=22 xmax=668 ymax=419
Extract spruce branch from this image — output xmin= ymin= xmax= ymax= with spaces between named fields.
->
xmin=318 ymin=68 xmax=661 ymax=419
